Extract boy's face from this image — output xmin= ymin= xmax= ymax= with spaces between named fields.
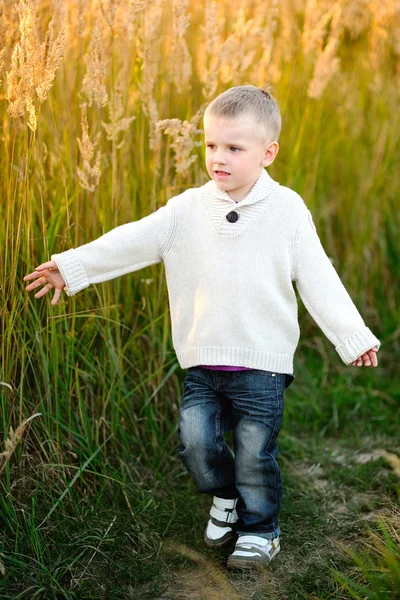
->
xmin=203 ymin=113 xmax=279 ymax=202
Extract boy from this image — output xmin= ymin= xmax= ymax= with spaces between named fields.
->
xmin=24 ymin=85 xmax=380 ymax=570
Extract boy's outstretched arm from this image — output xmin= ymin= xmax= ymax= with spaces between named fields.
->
xmin=293 ymin=209 xmax=381 ymax=367
xmin=23 ymin=199 xmax=176 ymax=301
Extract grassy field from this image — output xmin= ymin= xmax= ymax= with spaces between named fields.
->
xmin=1 ymin=0 xmax=399 ymax=598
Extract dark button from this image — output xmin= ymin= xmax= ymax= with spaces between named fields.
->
xmin=226 ymin=211 xmax=239 ymax=223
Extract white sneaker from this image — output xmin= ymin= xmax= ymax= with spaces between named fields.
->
xmin=204 ymin=496 xmax=239 ymax=548
xmin=227 ymin=534 xmax=280 ymax=569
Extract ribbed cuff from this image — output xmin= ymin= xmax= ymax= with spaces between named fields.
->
xmin=51 ymin=249 xmax=90 ymax=296
xmin=335 ymin=327 xmax=381 ymax=365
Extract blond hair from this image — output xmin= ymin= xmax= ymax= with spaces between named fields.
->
xmin=204 ymin=85 xmax=281 ymax=145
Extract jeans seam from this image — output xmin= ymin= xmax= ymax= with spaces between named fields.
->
xmin=270 ymin=378 xmax=282 ymax=517
xmin=216 ymin=401 xmax=222 ymax=451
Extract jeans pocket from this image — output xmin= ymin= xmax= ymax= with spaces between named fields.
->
xmin=180 ymin=368 xmax=216 ymax=413
xmin=284 ymin=374 xmax=295 ymax=388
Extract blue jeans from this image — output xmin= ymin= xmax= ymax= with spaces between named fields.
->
xmin=177 ymin=367 xmax=295 ymax=540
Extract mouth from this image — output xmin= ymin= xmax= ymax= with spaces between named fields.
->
xmin=214 ymin=170 xmax=230 ymax=177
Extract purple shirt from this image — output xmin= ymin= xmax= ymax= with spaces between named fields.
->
xmin=198 ymin=198 xmax=253 ymax=372
xmin=198 ymin=365 xmax=253 ymax=371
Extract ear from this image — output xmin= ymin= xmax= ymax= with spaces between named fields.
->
xmin=261 ymin=142 xmax=279 ymax=167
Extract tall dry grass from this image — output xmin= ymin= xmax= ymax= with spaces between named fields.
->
xmin=0 ymin=0 xmax=397 ymax=457
xmin=0 ymin=0 xmax=398 ymax=498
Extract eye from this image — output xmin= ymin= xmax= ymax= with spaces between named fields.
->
xmin=206 ymin=144 xmax=215 ymax=149
xmin=230 ymin=147 xmax=240 ymax=152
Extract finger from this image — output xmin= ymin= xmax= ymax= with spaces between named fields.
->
xmin=24 ymin=262 xmax=57 ymax=280
xmin=51 ymin=288 xmax=61 ymax=305
xmin=34 ymin=260 xmax=56 ymax=271
xmin=369 ymin=351 xmax=378 ymax=367
xmin=359 ymin=350 xmax=379 ymax=367
xmin=365 ymin=349 xmax=379 ymax=367
xmin=34 ymin=282 xmax=51 ymax=298
xmin=24 ymin=270 xmax=47 ymax=281
xmin=362 ymin=352 xmax=371 ymax=366
xmin=25 ymin=276 xmax=47 ymax=291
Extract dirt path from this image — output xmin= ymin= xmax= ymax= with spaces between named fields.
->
xmin=147 ymin=437 xmax=399 ymax=600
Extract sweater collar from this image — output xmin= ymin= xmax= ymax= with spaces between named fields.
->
xmin=202 ymin=168 xmax=279 ymax=207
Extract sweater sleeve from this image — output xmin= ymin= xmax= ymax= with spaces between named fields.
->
xmin=293 ymin=209 xmax=381 ymax=365
xmin=51 ymin=201 xmax=175 ymax=297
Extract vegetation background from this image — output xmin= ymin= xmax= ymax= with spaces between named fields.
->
xmin=0 ymin=0 xmax=399 ymax=598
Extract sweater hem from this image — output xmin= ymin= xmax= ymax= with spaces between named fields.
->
xmin=176 ymin=346 xmax=294 ymax=374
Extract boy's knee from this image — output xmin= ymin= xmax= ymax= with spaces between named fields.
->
xmin=234 ymin=420 xmax=278 ymax=462
xmin=178 ymin=402 xmax=214 ymax=443
xmin=178 ymin=414 xmax=220 ymax=464
xmin=178 ymin=414 xmax=204 ymax=450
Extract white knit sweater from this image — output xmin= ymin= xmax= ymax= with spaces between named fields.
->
xmin=51 ymin=169 xmax=381 ymax=374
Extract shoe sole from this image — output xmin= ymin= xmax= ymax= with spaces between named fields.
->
xmin=204 ymin=530 xmax=238 ymax=548
xmin=226 ymin=547 xmax=280 ymax=569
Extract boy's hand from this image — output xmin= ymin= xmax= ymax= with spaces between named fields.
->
xmin=23 ymin=260 xmax=67 ymax=306
xmin=350 ymin=346 xmax=379 ymax=367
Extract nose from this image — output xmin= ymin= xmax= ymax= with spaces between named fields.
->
xmin=213 ymin=151 xmax=227 ymax=166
